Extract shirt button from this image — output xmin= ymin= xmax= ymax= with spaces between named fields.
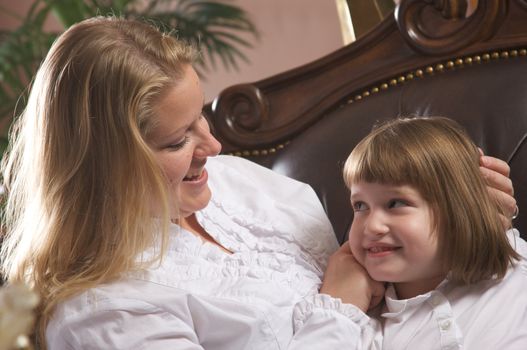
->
xmin=440 ymin=320 xmax=451 ymax=331
xmin=431 ymin=295 xmax=441 ymax=306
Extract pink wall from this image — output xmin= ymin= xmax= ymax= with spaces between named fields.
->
xmin=0 ymin=0 xmax=344 ymax=102
xmin=201 ymin=0 xmax=344 ymax=102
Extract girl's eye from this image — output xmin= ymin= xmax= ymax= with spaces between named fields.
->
xmin=352 ymin=201 xmax=368 ymax=212
xmin=167 ymin=136 xmax=189 ymax=150
xmin=388 ymin=199 xmax=407 ymax=209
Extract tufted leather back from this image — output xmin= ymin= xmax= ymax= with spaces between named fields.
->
xmin=270 ymin=57 xmax=527 ymax=243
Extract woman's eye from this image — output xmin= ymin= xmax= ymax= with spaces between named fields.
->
xmin=352 ymin=202 xmax=368 ymax=212
xmin=388 ymin=199 xmax=407 ymax=209
xmin=167 ymin=136 xmax=189 ymax=150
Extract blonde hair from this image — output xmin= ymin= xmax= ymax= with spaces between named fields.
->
xmin=1 ymin=16 xmax=196 ymax=345
xmin=344 ymin=117 xmax=519 ymax=284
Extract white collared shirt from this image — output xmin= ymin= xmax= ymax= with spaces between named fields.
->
xmin=360 ymin=229 xmax=527 ymax=349
xmin=46 ymin=156 xmax=366 ymax=349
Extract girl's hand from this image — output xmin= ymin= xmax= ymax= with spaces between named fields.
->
xmin=479 ymin=152 xmax=517 ymax=229
xmin=320 ymin=243 xmax=385 ymax=312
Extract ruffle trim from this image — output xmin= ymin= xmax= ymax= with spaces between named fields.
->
xmin=199 ymin=156 xmax=339 ymax=274
xmin=293 ymin=294 xmax=370 ymax=329
xmin=197 ymin=195 xmax=335 ymax=276
xmin=134 ymin=227 xmax=322 ymax=299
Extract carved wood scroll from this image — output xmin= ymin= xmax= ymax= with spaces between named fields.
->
xmin=395 ymin=0 xmax=507 ymax=55
xmin=209 ymin=84 xmax=269 ymax=147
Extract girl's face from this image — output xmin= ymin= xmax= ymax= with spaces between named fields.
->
xmin=348 ymin=181 xmax=446 ymax=299
xmin=148 ymin=65 xmax=222 ymax=219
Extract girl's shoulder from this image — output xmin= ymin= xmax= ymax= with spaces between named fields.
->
xmin=508 ymin=228 xmax=527 ymax=260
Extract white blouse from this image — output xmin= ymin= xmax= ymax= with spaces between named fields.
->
xmin=360 ymin=229 xmax=527 ymax=349
xmin=46 ymin=155 xmax=365 ymax=349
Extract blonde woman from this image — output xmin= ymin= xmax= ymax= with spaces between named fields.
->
xmin=330 ymin=117 xmax=526 ymax=348
xmin=0 ymin=17 xmax=517 ymax=349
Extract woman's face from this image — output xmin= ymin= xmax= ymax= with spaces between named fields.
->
xmin=148 ymin=65 xmax=221 ymax=219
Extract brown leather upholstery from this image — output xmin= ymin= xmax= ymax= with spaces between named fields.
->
xmin=205 ymin=0 xmax=527 ymax=244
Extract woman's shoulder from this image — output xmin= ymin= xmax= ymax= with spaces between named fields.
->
xmin=206 ymin=155 xmax=330 ymax=221
xmin=207 ymin=155 xmax=310 ymax=191
xmin=202 ymin=155 xmax=339 ymax=269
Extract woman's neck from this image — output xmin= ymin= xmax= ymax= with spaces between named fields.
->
xmin=179 ymin=214 xmax=232 ymax=254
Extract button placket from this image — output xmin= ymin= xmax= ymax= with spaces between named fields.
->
xmin=428 ymin=291 xmax=462 ymax=349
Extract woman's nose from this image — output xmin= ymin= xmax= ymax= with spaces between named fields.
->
xmin=194 ymin=118 xmax=222 ymax=158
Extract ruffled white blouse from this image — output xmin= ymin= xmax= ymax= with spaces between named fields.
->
xmin=46 ymin=155 xmax=366 ymax=349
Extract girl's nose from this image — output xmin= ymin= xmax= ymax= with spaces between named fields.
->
xmin=364 ymin=211 xmax=390 ymax=238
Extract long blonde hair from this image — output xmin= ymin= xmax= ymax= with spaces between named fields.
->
xmin=344 ymin=117 xmax=519 ymax=284
xmin=1 ymin=16 xmax=196 ymax=344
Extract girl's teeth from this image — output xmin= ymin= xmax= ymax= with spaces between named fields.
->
xmin=370 ymin=246 xmax=394 ymax=253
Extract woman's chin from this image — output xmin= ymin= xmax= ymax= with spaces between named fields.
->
xmin=176 ymin=187 xmax=212 ymax=218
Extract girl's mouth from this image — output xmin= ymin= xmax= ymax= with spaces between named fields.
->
xmin=367 ymin=246 xmax=401 ymax=257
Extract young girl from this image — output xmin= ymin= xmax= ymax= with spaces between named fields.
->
xmin=341 ymin=117 xmax=527 ymax=349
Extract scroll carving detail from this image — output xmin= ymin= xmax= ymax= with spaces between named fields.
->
xmin=210 ymin=84 xmax=269 ymax=147
xmin=395 ymin=0 xmax=507 ymax=55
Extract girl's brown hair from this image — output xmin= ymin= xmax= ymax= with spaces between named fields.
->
xmin=344 ymin=117 xmax=519 ymax=284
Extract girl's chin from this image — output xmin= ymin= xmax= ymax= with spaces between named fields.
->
xmin=367 ymin=270 xmax=395 ymax=283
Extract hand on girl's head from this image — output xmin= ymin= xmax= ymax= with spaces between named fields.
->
xmin=478 ymin=152 xmax=517 ymax=229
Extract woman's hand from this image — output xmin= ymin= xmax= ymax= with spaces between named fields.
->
xmin=320 ymin=243 xmax=385 ymax=312
xmin=479 ymin=153 xmax=517 ymax=229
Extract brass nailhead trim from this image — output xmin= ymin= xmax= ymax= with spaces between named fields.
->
xmin=230 ymin=144 xmax=285 ymax=157
xmin=230 ymin=48 xmax=526 ymax=157
xmin=344 ymin=47 xmax=526 ymax=111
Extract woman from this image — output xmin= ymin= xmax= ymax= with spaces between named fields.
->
xmin=0 ymin=17 xmax=517 ymax=349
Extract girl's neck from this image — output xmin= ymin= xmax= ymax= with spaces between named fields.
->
xmin=394 ymin=274 xmax=446 ymax=300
